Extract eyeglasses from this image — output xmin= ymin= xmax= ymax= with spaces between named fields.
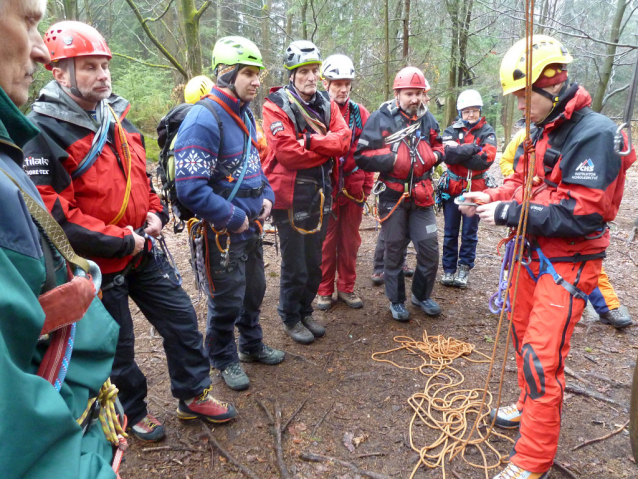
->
xmin=461 ymin=109 xmax=481 ymax=116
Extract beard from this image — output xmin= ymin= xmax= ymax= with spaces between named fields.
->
xmin=78 ymin=82 xmax=112 ymax=103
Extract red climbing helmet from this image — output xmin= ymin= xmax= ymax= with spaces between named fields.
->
xmin=393 ymin=67 xmax=430 ymax=91
xmin=44 ymin=21 xmax=112 ymax=70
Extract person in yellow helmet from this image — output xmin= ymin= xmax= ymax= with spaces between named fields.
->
xmin=184 ymin=75 xmax=214 ymax=104
xmin=460 ymin=35 xmax=636 ymax=479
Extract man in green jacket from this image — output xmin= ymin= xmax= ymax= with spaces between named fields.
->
xmin=0 ymin=1 xmax=121 ymax=478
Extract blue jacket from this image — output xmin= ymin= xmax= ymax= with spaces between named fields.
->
xmin=174 ymin=87 xmax=275 ymax=241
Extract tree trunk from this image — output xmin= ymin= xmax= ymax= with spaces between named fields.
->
xmin=444 ymin=0 xmax=460 ymax=126
xmin=384 ymin=0 xmax=390 ymax=100
xmin=63 ymin=0 xmax=78 ymax=20
xmin=301 ymin=0 xmax=309 ymax=40
xmin=402 ymin=0 xmax=410 ymax=61
xmin=591 ymin=0 xmax=628 ymax=112
xmin=178 ymin=0 xmax=211 ymax=77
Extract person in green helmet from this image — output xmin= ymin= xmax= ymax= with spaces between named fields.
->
xmin=174 ymin=36 xmax=285 ymax=392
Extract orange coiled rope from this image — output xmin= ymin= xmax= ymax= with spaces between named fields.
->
xmin=373 ymin=333 xmax=514 ymax=479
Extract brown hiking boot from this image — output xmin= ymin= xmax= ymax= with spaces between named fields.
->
xmin=337 ymin=291 xmax=363 ymax=309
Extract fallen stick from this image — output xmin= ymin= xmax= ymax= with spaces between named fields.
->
xmin=450 ymin=470 xmax=463 ymax=479
xmin=142 ymin=445 xmax=199 ymax=453
xmin=282 ymin=397 xmax=309 ymax=434
xmin=581 ymin=371 xmax=631 ymax=389
xmin=274 ymin=401 xmax=291 ymax=479
xmin=300 ymin=452 xmax=391 ymax=479
xmin=553 ymin=460 xmax=578 ymax=479
xmin=564 ymin=366 xmax=594 ymax=387
xmin=198 ymin=420 xmax=262 ymax=479
xmin=357 ymin=452 xmax=387 ymax=458
xmin=256 ymin=398 xmax=274 ymax=424
xmin=565 ymin=383 xmax=626 ymax=408
xmin=311 ymin=401 xmax=334 ymax=437
xmin=572 ymin=419 xmax=630 ymax=451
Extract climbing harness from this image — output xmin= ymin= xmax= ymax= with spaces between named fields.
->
xmin=187 ymin=218 xmax=209 ymax=299
xmin=154 ymin=234 xmax=182 ymax=287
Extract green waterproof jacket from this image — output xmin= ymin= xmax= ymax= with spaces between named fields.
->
xmin=0 ymin=86 xmax=120 ymax=479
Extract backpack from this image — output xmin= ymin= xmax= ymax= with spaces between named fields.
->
xmin=156 ymin=100 xmax=224 ymax=233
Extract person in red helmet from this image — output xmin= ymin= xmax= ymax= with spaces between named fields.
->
xmin=460 ymin=35 xmax=635 ymax=479
xmin=23 ymin=21 xmax=237 ymax=443
xmin=315 ymin=54 xmax=374 ymax=311
xmin=262 ymin=41 xmax=351 ymax=344
xmin=355 ymin=67 xmax=443 ymax=322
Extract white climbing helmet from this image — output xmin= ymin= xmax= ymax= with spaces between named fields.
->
xmin=457 ymin=89 xmax=483 ymax=111
xmin=321 ymin=54 xmax=355 ymax=80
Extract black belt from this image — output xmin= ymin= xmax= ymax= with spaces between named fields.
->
xmin=381 ymin=172 xmax=431 ymax=185
xmin=214 ymin=181 xmax=266 ymax=199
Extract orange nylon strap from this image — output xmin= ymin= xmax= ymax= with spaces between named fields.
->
xmin=107 ymin=105 xmax=133 ymax=226
xmin=204 ymin=94 xmax=260 ymax=150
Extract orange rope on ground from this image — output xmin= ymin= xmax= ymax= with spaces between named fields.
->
xmin=372 ymin=333 xmax=514 ymax=479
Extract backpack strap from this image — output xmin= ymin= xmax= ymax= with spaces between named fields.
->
xmin=193 ymin=99 xmax=235 ymax=180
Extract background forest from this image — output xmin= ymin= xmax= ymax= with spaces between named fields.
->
xmin=35 ymin=0 xmax=638 ymax=154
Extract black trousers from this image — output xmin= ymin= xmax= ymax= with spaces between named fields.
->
xmin=205 ymin=232 xmax=265 ymax=371
xmin=101 ymin=249 xmax=211 ymax=425
xmin=379 ymin=200 xmax=439 ymax=303
xmin=272 ymin=209 xmax=329 ymax=326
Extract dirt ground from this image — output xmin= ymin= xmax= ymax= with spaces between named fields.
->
xmin=120 ymin=162 xmax=638 ymax=479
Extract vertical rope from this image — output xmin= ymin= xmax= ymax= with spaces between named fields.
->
xmin=451 ymin=2 xmax=537 ymax=471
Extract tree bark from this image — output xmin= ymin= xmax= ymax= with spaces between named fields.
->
xmin=63 ymin=0 xmax=78 ymax=20
xmin=301 ymin=0 xmax=309 ymax=40
xmin=591 ymin=0 xmax=629 ymax=112
xmin=179 ymin=0 xmax=211 ymax=77
xmin=384 ymin=0 xmax=390 ymax=100
xmin=402 ymin=0 xmax=410 ymax=61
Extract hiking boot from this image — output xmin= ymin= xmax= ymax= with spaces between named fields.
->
xmin=403 ymin=264 xmax=415 ymax=277
xmin=239 ymin=344 xmax=286 ymax=365
xmin=489 ymin=404 xmax=522 ymax=429
xmin=283 ymin=321 xmax=315 ymax=344
xmin=599 ymin=308 xmax=633 ymax=329
xmin=316 ymin=295 xmax=332 ymax=311
xmin=338 ymin=291 xmax=363 ymax=309
xmin=371 ymin=272 xmax=384 ymax=285
xmin=302 ymin=315 xmax=326 ymax=337
xmin=220 ymin=362 xmax=250 ymax=391
xmin=389 ymin=302 xmax=410 ymax=322
xmin=130 ymin=413 xmax=165 ymax=442
xmin=492 ymin=463 xmax=549 ymax=479
xmin=453 ymin=264 xmax=470 ymax=288
xmin=177 ymin=386 xmax=237 ymax=423
xmin=440 ymin=271 xmax=455 ymax=286
xmin=411 ymin=295 xmax=442 ymax=317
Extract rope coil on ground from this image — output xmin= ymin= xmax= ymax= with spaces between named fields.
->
xmin=372 ymin=333 xmax=514 ymax=479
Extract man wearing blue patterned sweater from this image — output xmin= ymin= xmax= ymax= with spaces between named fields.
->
xmin=175 ymin=36 xmax=285 ymax=391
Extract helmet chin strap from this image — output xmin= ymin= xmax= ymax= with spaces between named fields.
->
xmin=534 ymin=82 xmax=569 ymax=124
xmin=67 ymin=58 xmax=85 ymax=99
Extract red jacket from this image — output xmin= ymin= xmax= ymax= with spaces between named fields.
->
xmin=488 ymin=85 xmax=636 ymax=259
xmin=354 ymin=100 xmax=444 ymax=207
xmin=262 ymin=86 xmax=351 ymax=210
xmin=334 ymin=98 xmax=375 ymax=206
xmin=24 ymin=81 xmax=167 ymax=274
xmin=441 ymin=117 xmax=497 ymax=195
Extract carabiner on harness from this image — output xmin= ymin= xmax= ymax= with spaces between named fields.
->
xmin=213 ymin=227 xmax=231 ymax=268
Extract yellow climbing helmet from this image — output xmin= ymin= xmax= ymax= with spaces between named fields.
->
xmin=184 ymin=75 xmax=214 ymax=104
xmin=500 ymin=35 xmax=573 ymax=95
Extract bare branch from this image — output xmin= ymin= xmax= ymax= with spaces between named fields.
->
xmin=146 ymin=0 xmax=174 ymax=23
xmin=112 ymin=52 xmax=176 ymax=70
xmin=602 ymin=83 xmax=630 ymax=107
xmin=194 ymin=1 xmax=212 ymax=22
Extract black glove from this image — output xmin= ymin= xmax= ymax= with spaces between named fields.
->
xmin=463 ymin=152 xmax=490 ymax=170
xmin=444 ymin=143 xmax=482 ymax=165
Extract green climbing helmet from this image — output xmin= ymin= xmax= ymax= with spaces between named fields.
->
xmin=212 ymin=36 xmax=264 ymax=71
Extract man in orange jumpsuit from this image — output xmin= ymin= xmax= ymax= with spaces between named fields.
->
xmin=461 ymin=35 xmax=635 ymax=478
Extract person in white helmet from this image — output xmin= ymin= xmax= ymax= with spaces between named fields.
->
xmin=315 ymin=54 xmax=374 ymax=311
xmin=439 ymin=89 xmax=497 ymax=288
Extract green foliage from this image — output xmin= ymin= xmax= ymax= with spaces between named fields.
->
xmin=112 ymin=62 xmax=174 ymax=135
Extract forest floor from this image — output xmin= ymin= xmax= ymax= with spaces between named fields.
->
xmin=120 ymin=162 xmax=638 ymax=479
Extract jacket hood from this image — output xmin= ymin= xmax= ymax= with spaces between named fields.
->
xmin=540 ymin=83 xmax=590 ymax=129
xmin=0 ymin=86 xmax=39 ymax=164
xmin=452 ymin=116 xmax=486 ymax=131
xmin=31 ymin=80 xmax=130 ymax=133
